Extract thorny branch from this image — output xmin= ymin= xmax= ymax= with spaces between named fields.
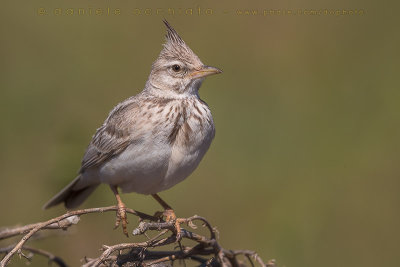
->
xmin=0 ymin=206 xmax=274 ymax=267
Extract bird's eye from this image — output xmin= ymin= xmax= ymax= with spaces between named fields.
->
xmin=172 ymin=64 xmax=181 ymax=72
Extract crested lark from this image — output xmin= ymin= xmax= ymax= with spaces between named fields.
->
xmin=43 ymin=20 xmax=222 ymax=236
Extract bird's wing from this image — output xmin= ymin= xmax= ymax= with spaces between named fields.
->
xmin=79 ymin=99 xmax=139 ymax=173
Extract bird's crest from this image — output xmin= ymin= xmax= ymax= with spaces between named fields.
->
xmin=163 ymin=19 xmax=185 ymax=46
xmin=160 ymin=20 xmax=202 ymax=66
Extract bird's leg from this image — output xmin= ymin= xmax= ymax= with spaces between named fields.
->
xmin=152 ymin=194 xmax=184 ymax=240
xmin=110 ymin=185 xmax=129 ymax=237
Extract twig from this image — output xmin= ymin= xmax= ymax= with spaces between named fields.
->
xmin=0 ymin=206 xmax=156 ymax=266
xmin=0 ymin=206 xmax=156 ymax=241
xmin=84 ymin=216 xmax=270 ymax=267
xmin=1 ymin=207 xmax=272 ymax=267
xmin=0 ymin=245 xmax=67 ymax=267
xmin=0 ymin=215 xmax=80 ymax=240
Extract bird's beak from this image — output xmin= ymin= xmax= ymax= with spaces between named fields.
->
xmin=190 ymin=65 xmax=223 ymax=79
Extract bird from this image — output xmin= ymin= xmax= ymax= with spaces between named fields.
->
xmin=43 ymin=20 xmax=222 ymax=236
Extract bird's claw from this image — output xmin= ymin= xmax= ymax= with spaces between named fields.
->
xmin=174 ymin=218 xmax=186 ymax=241
xmin=158 ymin=209 xmax=185 ymax=241
xmin=114 ymin=204 xmax=129 ymax=237
xmin=163 ymin=209 xmax=177 ymax=222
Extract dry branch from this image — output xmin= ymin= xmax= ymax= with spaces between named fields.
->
xmin=0 ymin=206 xmax=274 ymax=267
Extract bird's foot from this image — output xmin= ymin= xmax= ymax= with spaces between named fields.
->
xmin=155 ymin=209 xmax=184 ymax=240
xmin=114 ymin=202 xmax=129 ymax=237
xmin=163 ymin=208 xmax=176 ymax=222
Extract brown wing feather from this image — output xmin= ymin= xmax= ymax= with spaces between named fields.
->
xmin=79 ymin=100 xmax=138 ymax=173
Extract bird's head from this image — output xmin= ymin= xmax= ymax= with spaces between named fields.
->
xmin=146 ymin=20 xmax=222 ymax=98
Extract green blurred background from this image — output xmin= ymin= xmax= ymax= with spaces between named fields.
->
xmin=1 ymin=0 xmax=399 ymax=266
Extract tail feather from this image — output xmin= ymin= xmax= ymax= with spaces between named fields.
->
xmin=43 ymin=175 xmax=98 ymax=210
xmin=64 ymin=184 xmax=98 ymax=209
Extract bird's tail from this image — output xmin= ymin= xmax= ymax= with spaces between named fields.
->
xmin=43 ymin=175 xmax=99 ymax=210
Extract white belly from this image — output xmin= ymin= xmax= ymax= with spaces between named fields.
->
xmin=96 ymin=103 xmax=215 ymax=194
xmin=99 ymin=139 xmax=171 ymax=194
